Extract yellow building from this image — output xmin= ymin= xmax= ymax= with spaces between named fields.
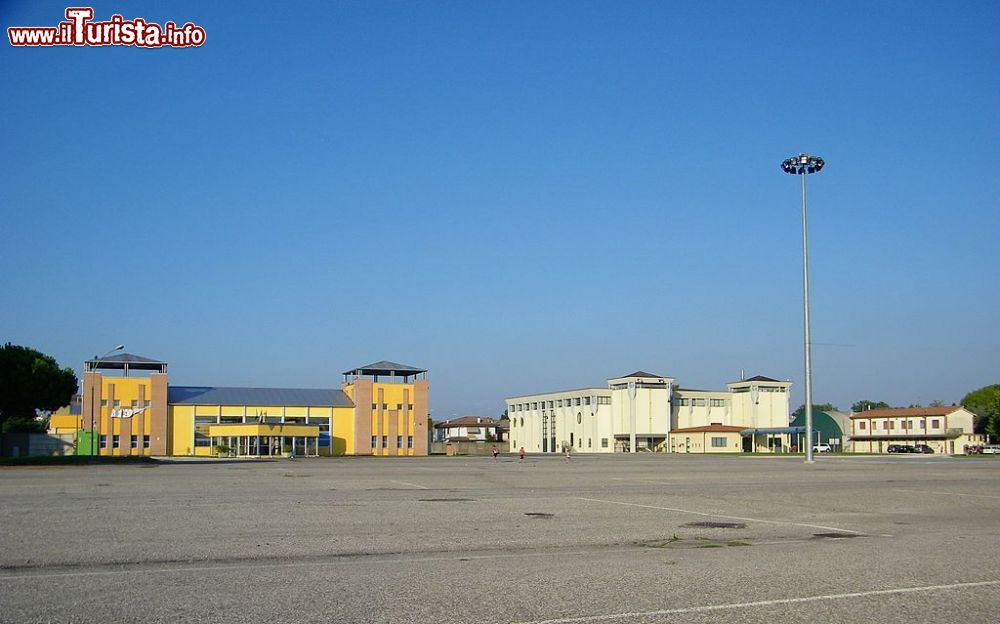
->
xmin=75 ymin=354 xmax=429 ymax=457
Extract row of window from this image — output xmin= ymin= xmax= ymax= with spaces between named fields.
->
xmin=857 ymin=419 xmax=941 ymax=431
xmin=99 ymin=435 xmax=150 ymax=449
xmin=371 ymin=403 xmax=414 ymax=411
xmin=193 ymin=415 xmax=331 ymax=425
xmin=371 ymin=435 xmax=414 ymax=449
xmin=99 ymin=399 xmax=152 ymax=407
xmin=511 ymin=396 xmax=612 ymax=412
xmin=675 ymin=398 xmax=728 ymax=407
xmin=732 ymin=386 xmax=787 ymax=393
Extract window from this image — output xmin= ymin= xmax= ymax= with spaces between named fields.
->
xmin=859 ymin=421 xmax=867 ymax=430
xmin=382 ymin=403 xmax=388 ymax=410
xmin=520 ymin=417 xmax=524 ymax=426
xmin=396 ymin=436 xmax=403 ymax=448
xmin=407 ymin=404 xmax=413 ymax=411
xmin=584 ymin=397 xmax=591 ymax=405
xmin=889 ymin=421 xmax=895 ymax=430
xmin=711 ymin=437 xmax=727 ymax=448
xmin=547 ymin=401 xmax=554 ymax=409
xmin=112 ymin=435 xmax=120 ymax=449
xmin=710 ymin=399 xmax=725 ymax=407
xmin=532 ymin=402 xmax=538 ymax=410
xmin=574 ymin=398 xmax=581 ymax=406
xmin=100 ymin=399 xmax=108 ymax=406
xmin=902 ymin=420 xmax=909 ymax=430
xmin=919 ymin=419 xmax=925 ymax=428
xmin=130 ymin=435 xmax=138 ymax=448
xmin=577 ymin=413 xmax=582 ymax=424
xmin=113 ymin=400 xmax=121 ymax=407
xmin=407 ymin=436 xmax=413 ymax=448
xmin=143 ymin=435 xmax=150 ymax=448
xmin=381 ymin=436 xmax=387 ymax=448
xmin=130 ymin=400 xmax=138 ymax=408
xmin=601 ymin=438 xmax=608 ymax=448
xmin=396 ymin=404 xmax=402 ymax=410
xmin=675 ymin=398 xmax=689 ymax=406
xmin=931 ymin=419 xmax=940 ymax=428
xmin=694 ymin=398 xmax=707 ymax=407
xmin=598 ymin=396 xmax=611 ymax=405
xmin=371 ymin=436 xmax=377 ymax=448
xmin=588 ymin=438 xmax=592 ymax=448
xmin=883 ymin=421 xmax=890 ymax=430
xmin=99 ymin=435 xmax=107 ymax=449
xmin=557 ymin=400 xmax=563 ymax=407
xmin=371 ymin=403 xmax=377 ymax=410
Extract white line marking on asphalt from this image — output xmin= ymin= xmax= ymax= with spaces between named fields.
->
xmin=578 ymin=497 xmax=878 ymax=536
xmin=511 ymin=580 xmax=1000 ymax=624
xmin=894 ymin=488 xmax=1000 ymax=500
xmin=390 ymin=480 xmax=428 ymax=489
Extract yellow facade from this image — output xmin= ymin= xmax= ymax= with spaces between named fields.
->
xmin=88 ymin=377 xmax=155 ymax=456
xmin=332 ymin=406 xmax=355 ymax=455
xmin=169 ymin=405 xmax=195 ymax=456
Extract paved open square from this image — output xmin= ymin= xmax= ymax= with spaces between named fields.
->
xmin=1 ymin=454 xmax=998 ymax=623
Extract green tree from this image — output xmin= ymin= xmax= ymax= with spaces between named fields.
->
xmin=850 ymin=400 xmax=890 ymax=413
xmin=961 ymin=384 xmax=1000 ymax=438
xmin=791 ymin=403 xmax=837 ymax=420
xmin=0 ymin=343 xmax=77 ymax=433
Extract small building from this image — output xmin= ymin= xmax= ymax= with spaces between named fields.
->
xmin=789 ymin=410 xmax=852 ymax=451
xmin=669 ymin=425 xmax=746 ymax=453
xmin=434 ymin=416 xmax=501 ymax=443
xmin=848 ymin=406 xmax=983 ymax=454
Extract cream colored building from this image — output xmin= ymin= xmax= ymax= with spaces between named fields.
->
xmin=848 ymin=406 xmax=983 ymax=454
xmin=506 ymin=372 xmax=793 ymax=454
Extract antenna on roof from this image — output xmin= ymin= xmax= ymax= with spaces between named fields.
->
xmin=740 ymin=368 xmax=745 ymax=381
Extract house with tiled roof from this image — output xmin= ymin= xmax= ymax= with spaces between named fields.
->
xmin=848 ymin=406 xmax=983 ymax=454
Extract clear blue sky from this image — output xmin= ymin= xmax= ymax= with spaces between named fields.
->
xmin=3 ymin=1 xmax=998 ymax=418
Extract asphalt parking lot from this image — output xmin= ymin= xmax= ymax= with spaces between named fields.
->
xmin=1 ymin=453 xmax=998 ymax=623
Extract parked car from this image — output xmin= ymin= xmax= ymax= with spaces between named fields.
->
xmin=982 ymin=445 xmax=1000 ymax=455
xmin=812 ymin=443 xmax=832 ymax=453
xmin=913 ymin=444 xmax=934 ymax=454
xmin=887 ymin=444 xmax=914 ymax=453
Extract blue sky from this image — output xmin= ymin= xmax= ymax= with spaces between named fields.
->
xmin=2 ymin=1 xmax=998 ymax=418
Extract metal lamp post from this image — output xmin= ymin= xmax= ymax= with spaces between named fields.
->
xmin=88 ymin=345 xmax=124 ymax=455
xmin=781 ymin=153 xmax=824 ymax=464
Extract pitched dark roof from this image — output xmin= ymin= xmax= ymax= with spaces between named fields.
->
xmin=614 ymin=371 xmax=664 ymax=379
xmin=343 ymin=360 xmax=426 ymax=376
xmin=168 ymin=386 xmax=354 ymax=407
xmin=744 ymin=375 xmax=780 ymax=382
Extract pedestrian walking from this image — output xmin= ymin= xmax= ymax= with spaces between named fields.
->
xmin=491 ymin=445 xmax=499 ymax=463
xmin=519 ymin=446 xmax=525 ymax=463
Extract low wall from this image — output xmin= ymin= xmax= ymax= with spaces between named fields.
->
xmin=432 ymin=441 xmax=510 ymax=456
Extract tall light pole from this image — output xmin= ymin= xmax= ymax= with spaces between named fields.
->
xmin=88 ymin=345 xmax=124 ymax=456
xmin=781 ymin=153 xmax=824 ymax=464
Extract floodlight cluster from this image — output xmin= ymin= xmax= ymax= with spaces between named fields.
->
xmin=781 ymin=153 xmax=825 ymax=175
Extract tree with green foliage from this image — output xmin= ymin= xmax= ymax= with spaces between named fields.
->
xmin=792 ymin=403 xmax=837 ymax=420
xmin=0 ymin=343 xmax=78 ymax=433
xmin=850 ymin=400 xmax=890 ymax=413
xmin=961 ymin=384 xmax=1000 ymax=439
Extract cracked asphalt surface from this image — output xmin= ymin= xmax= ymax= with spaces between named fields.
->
xmin=1 ymin=453 xmax=998 ymax=623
